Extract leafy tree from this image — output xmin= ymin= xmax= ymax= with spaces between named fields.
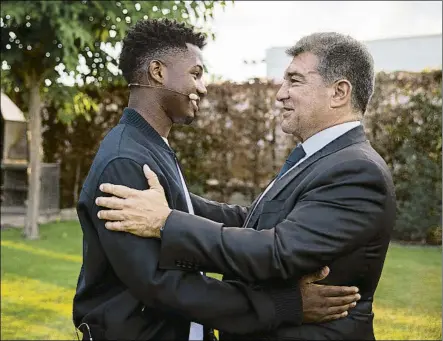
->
xmin=1 ymin=0 xmax=227 ymax=239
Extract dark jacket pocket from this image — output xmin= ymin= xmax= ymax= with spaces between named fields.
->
xmin=257 ymin=199 xmax=287 ymax=230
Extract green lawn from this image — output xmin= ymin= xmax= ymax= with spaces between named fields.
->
xmin=1 ymin=221 xmax=441 ymax=340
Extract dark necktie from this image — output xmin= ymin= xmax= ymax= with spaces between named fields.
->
xmin=276 ymin=145 xmax=306 ymax=180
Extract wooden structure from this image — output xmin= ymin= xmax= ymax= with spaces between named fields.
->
xmin=1 ymin=92 xmax=60 ymax=215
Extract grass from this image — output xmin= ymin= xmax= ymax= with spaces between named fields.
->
xmin=372 ymin=244 xmax=442 ymax=340
xmin=1 ymin=221 xmax=82 ymax=340
xmin=1 ymin=221 xmax=441 ymax=340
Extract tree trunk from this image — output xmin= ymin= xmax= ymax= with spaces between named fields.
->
xmin=24 ymin=81 xmax=42 ymax=239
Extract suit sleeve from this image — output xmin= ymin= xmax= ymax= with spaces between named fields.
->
xmin=159 ymin=159 xmax=392 ymax=282
xmin=190 ymin=193 xmax=249 ymax=226
xmin=90 ymin=157 xmax=303 ymax=334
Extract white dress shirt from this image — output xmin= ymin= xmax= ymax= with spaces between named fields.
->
xmin=162 ymin=137 xmax=203 ymax=341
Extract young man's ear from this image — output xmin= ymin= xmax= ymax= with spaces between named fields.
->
xmin=330 ymin=79 xmax=352 ymax=109
xmin=147 ymin=60 xmax=166 ymax=85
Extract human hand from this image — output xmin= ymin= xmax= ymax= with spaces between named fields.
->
xmin=300 ymin=266 xmax=360 ymax=323
xmin=96 ymin=164 xmax=171 ymax=238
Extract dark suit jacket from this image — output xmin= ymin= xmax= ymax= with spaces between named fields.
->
xmin=158 ymin=126 xmax=396 ymax=340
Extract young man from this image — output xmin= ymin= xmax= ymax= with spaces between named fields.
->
xmin=73 ymin=21 xmax=359 ymax=340
xmin=96 ymin=32 xmax=396 ymax=340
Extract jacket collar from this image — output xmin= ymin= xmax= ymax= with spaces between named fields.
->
xmin=120 ymin=107 xmax=174 ymax=154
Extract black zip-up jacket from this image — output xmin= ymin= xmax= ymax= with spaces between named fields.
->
xmin=73 ymin=108 xmax=303 ymax=340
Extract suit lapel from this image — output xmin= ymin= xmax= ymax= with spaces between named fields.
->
xmin=248 ymin=126 xmax=368 ymax=226
xmin=242 ymin=175 xmax=278 ymax=227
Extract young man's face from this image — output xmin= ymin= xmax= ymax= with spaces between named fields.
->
xmin=162 ymin=43 xmax=207 ymax=125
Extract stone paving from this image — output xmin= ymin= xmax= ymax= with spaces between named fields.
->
xmin=1 ymin=208 xmax=78 ymax=229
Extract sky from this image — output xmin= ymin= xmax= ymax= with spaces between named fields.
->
xmin=202 ymin=1 xmax=442 ymax=82
xmin=56 ymin=0 xmax=442 ymax=86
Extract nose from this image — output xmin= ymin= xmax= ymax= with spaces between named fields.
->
xmin=196 ymin=79 xmax=207 ymax=98
xmin=276 ymin=81 xmax=289 ymax=103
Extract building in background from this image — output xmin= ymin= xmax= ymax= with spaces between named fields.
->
xmin=0 ymin=92 xmax=60 ymax=217
xmin=265 ymin=33 xmax=442 ymax=81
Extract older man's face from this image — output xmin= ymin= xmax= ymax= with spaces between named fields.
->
xmin=276 ymin=52 xmax=333 ymax=142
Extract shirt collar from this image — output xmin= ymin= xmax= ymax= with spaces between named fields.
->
xmin=301 ymin=121 xmax=361 ymax=157
xmin=161 ymin=137 xmax=170 ymax=146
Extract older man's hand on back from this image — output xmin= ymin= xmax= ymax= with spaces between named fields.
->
xmin=96 ymin=164 xmax=171 ymax=238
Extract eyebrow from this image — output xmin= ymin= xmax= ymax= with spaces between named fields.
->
xmin=285 ymin=71 xmax=306 ymax=80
